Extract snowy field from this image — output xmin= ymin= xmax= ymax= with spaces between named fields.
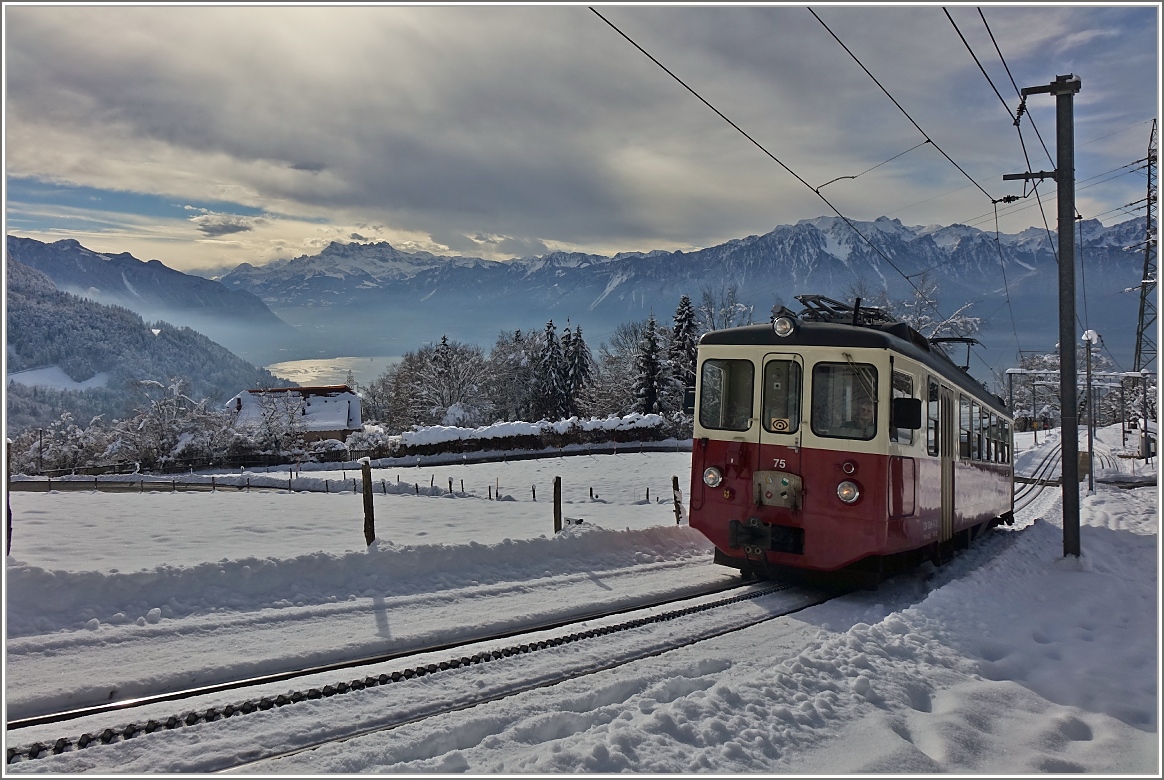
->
xmin=4 ymin=427 xmax=1159 ymax=773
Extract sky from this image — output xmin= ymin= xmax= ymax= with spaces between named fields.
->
xmin=4 ymin=428 xmax=1159 ymax=772
xmin=3 ymin=3 xmax=1160 ymax=274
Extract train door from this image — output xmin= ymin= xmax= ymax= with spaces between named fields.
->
xmin=939 ymin=385 xmax=956 ymax=544
xmin=756 ymin=353 xmax=804 ymax=479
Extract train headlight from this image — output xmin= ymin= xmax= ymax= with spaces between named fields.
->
xmin=836 ymin=480 xmax=861 ymax=504
xmin=772 ymin=316 xmax=797 ymax=338
xmin=703 ymin=467 xmax=724 ymax=488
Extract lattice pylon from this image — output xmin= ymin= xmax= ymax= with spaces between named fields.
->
xmin=1133 ymin=118 xmax=1157 ymax=375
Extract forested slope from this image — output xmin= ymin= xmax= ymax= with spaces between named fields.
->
xmin=6 ymin=259 xmax=287 ymax=432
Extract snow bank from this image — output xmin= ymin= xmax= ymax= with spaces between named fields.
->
xmin=5 ymin=525 xmax=712 ymax=636
xmin=401 ymin=414 xmax=666 ymax=447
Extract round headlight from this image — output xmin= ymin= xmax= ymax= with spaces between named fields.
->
xmin=836 ymin=480 xmax=861 ymax=504
xmin=772 ymin=316 xmax=796 ymax=337
xmin=703 ymin=467 xmax=723 ymax=488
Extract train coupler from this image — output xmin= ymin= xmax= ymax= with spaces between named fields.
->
xmin=728 ymin=517 xmax=804 ymax=555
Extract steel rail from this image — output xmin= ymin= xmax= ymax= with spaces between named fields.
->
xmin=216 ymin=584 xmax=838 ymax=773
xmin=7 ymin=578 xmax=749 ymax=735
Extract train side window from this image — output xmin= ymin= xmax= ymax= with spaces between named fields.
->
xmin=890 ymin=370 xmax=915 ymax=445
xmin=970 ymin=401 xmax=981 ymax=460
xmin=762 ymin=360 xmax=801 ymax=434
xmin=988 ymin=412 xmax=999 ymax=462
xmin=959 ymin=395 xmax=971 ymax=459
xmin=927 ymin=378 xmax=939 ymax=456
xmin=811 ymin=361 xmax=878 ymax=440
xmin=699 ymin=359 xmax=755 ymax=431
xmin=981 ymin=406 xmax=992 ymax=462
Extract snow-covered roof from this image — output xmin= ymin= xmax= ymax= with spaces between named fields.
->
xmin=225 ymin=385 xmax=361 ymax=432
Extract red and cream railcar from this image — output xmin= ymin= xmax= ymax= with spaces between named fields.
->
xmin=689 ymin=296 xmax=1014 ymax=582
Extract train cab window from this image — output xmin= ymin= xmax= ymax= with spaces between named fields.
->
xmin=959 ymin=395 xmax=971 ymax=459
xmin=811 ymin=362 xmax=878 ymax=440
xmin=699 ymin=359 xmax=754 ymax=431
xmin=891 ymin=370 xmax=915 ymax=445
xmin=927 ymin=378 xmax=940 ymax=457
xmin=1001 ymin=420 xmax=1011 ymax=463
xmin=762 ymin=360 xmax=801 ymax=434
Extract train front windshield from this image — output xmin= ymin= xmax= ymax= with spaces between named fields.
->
xmin=699 ymin=356 xmax=881 ymax=442
xmin=699 ymin=359 xmax=754 ymax=431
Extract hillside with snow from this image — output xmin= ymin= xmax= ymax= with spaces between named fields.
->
xmin=5 ymin=258 xmax=285 ymax=433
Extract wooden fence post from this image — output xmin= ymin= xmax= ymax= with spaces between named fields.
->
xmin=672 ymin=475 xmax=683 ymax=525
xmin=448 ymin=477 xmax=453 ymax=494
xmin=553 ymin=476 xmax=562 ymax=534
xmin=362 ymin=461 xmax=375 ymax=546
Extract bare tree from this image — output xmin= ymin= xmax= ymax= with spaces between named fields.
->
xmin=697 ymin=283 xmax=754 ymax=333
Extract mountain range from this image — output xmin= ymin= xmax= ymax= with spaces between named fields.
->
xmin=6 ymin=215 xmax=1148 ymax=376
xmin=217 ymin=215 xmax=1148 ymax=370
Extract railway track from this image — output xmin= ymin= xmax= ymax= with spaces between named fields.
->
xmin=7 ymin=578 xmax=813 ymax=768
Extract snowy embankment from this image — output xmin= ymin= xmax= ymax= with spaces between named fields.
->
xmin=4 ymin=430 xmax=1159 ymax=773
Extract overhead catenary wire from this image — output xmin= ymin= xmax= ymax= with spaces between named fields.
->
xmin=815 ymin=139 xmax=932 ymax=191
xmin=588 ymin=6 xmax=951 ymax=328
xmin=809 ymin=7 xmax=996 ymax=202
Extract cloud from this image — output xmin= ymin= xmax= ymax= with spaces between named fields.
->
xmin=188 ymin=213 xmax=261 ymax=236
xmin=349 ymin=232 xmax=366 ymax=241
xmin=3 ymin=5 xmax=1157 ymax=264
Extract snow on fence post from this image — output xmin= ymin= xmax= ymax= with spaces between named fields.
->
xmin=672 ymin=476 xmax=684 ymax=525
xmin=361 ymin=459 xmax=375 ymax=546
xmin=553 ymin=476 xmax=562 ymax=534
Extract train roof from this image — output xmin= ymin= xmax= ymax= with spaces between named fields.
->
xmin=699 ymin=320 xmax=1010 ymax=417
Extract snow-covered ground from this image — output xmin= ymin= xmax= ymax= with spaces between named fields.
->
xmin=5 ymin=365 xmax=109 ymax=391
xmin=3 ymin=427 xmax=1159 ymax=773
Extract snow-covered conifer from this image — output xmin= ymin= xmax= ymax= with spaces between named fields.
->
xmin=634 ymin=314 xmax=665 ymax=415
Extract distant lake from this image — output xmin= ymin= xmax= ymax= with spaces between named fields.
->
xmin=264 ymin=356 xmax=401 ymax=388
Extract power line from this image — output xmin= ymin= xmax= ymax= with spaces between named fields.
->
xmin=944 ymin=8 xmax=1014 ymax=122
xmin=976 ymin=7 xmax=1053 ymax=167
xmin=808 ymin=7 xmax=996 ymax=202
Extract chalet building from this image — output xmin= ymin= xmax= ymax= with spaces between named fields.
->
xmin=225 ymin=385 xmax=362 ymax=443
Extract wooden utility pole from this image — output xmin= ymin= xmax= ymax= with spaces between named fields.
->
xmin=1006 ymin=73 xmax=1082 ymax=557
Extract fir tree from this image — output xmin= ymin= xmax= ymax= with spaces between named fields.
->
xmin=563 ymin=325 xmax=594 ymax=418
xmin=634 ymin=314 xmax=664 ymax=415
xmin=669 ymin=294 xmax=698 ymax=389
xmin=533 ymin=320 xmax=567 ymax=420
